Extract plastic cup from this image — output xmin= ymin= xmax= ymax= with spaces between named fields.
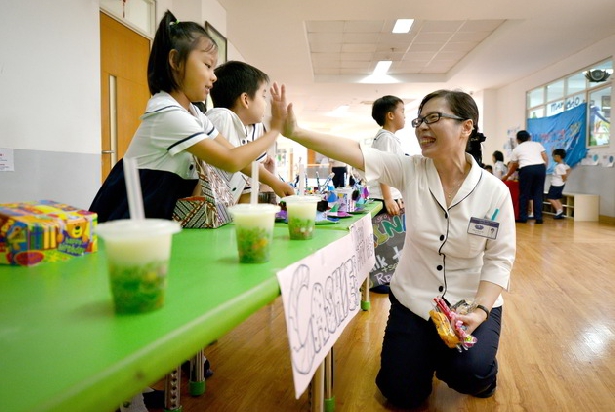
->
xmin=228 ymin=204 xmax=280 ymax=263
xmin=96 ymin=219 xmax=181 ymax=314
xmin=282 ymin=195 xmax=321 ymax=240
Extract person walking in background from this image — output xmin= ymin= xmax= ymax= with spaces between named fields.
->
xmin=546 ymin=148 xmax=571 ymax=219
xmin=501 ymin=130 xmax=547 ymax=224
xmin=283 ymin=89 xmax=515 ymax=409
xmin=492 ymin=150 xmax=508 ymax=179
xmin=368 ymin=95 xmax=406 ymax=216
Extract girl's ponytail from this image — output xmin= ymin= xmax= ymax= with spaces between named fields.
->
xmin=148 ymin=10 xmax=178 ymax=95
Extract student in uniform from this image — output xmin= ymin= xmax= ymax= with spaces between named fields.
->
xmin=207 ymin=60 xmax=294 ymax=203
xmin=368 ymin=95 xmax=406 ymax=216
xmin=90 ymin=11 xmax=288 ymax=222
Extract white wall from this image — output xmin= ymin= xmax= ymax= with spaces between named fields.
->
xmin=0 ymin=0 xmax=101 ymax=209
xmin=0 ymin=0 xmax=228 ymax=210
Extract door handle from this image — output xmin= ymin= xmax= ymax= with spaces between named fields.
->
xmin=101 ymin=150 xmax=115 ymax=154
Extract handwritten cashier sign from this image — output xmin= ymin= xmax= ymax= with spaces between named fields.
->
xmin=276 ymin=214 xmax=374 ymax=398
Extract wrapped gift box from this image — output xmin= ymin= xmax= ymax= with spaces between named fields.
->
xmin=0 ymin=200 xmax=97 ymax=266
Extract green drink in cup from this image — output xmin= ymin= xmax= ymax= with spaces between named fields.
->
xmin=228 ymin=204 xmax=280 ymax=263
xmin=96 ymin=219 xmax=181 ymax=314
xmin=282 ymin=195 xmax=321 ymax=240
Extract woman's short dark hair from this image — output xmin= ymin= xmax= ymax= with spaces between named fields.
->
xmin=371 ymin=95 xmax=404 ymax=126
xmin=210 ymin=61 xmax=270 ymax=109
xmin=516 ymin=130 xmax=531 ymax=142
xmin=493 ymin=150 xmax=504 ymax=162
xmin=147 ymin=10 xmax=217 ymax=95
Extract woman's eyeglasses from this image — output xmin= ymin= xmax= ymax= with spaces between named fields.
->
xmin=411 ymin=112 xmax=466 ymax=128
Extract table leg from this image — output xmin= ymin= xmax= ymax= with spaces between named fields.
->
xmin=310 ymin=362 xmax=325 ymax=412
xmin=164 ymin=366 xmax=182 ymax=412
xmin=324 ymin=349 xmax=335 ymax=412
xmin=361 ymin=278 xmax=370 ymax=311
xmin=189 ymin=349 xmax=206 ymax=396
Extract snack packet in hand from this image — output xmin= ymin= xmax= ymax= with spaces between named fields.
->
xmin=429 ymin=297 xmax=478 ymax=352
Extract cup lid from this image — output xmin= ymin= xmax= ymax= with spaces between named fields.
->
xmin=281 ymin=195 xmax=322 ymax=203
xmin=96 ymin=219 xmax=181 ymax=239
xmin=228 ymin=203 xmax=281 ymax=215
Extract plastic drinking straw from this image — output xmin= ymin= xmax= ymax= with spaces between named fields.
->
xmin=123 ymin=157 xmax=145 ymax=220
xmin=298 ymin=163 xmax=305 ymax=196
xmin=250 ymin=161 xmax=259 ymax=205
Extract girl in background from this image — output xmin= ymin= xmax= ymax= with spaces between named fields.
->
xmin=492 ymin=150 xmax=508 ymax=179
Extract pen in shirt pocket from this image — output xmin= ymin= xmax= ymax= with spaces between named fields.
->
xmin=490 ymin=209 xmax=499 ymax=221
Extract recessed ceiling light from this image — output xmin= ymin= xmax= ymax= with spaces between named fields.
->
xmin=392 ymin=19 xmax=414 ymax=34
xmin=373 ymin=60 xmax=392 ymax=75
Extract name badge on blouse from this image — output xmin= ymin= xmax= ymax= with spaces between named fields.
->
xmin=467 ymin=217 xmax=499 ymax=240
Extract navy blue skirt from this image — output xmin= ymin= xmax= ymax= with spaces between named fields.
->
xmin=89 ymin=159 xmax=198 ymax=223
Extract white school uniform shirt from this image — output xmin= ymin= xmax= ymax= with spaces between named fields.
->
xmin=125 ymin=91 xmax=219 ymax=179
xmin=551 ymin=163 xmax=570 ymax=187
xmin=367 ymin=129 xmax=404 ymax=200
xmin=510 ymin=141 xmax=546 ymax=168
xmin=493 ymin=160 xmax=508 ymax=179
xmin=205 ymin=108 xmax=267 ymax=199
xmin=360 ymin=147 xmax=516 ymax=320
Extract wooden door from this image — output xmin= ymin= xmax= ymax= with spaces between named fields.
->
xmin=100 ymin=12 xmax=151 ymax=181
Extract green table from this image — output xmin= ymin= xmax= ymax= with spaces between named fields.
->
xmin=0 ymin=223 xmax=356 ymax=412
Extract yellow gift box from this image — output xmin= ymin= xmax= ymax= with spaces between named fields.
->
xmin=0 ymin=200 xmax=97 ymax=266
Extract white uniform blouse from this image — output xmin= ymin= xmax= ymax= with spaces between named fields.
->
xmin=125 ymin=92 xmax=219 ymax=180
xmin=367 ymin=129 xmax=404 ymax=200
xmin=361 ymin=147 xmax=516 ymax=320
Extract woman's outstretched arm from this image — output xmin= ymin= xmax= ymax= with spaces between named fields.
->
xmin=284 ymin=103 xmax=366 ymax=171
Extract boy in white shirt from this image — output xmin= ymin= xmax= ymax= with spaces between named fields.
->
xmin=207 ymin=61 xmax=294 ymax=203
xmin=547 ymin=148 xmax=571 ymax=219
xmin=368 ymin=95 xmax=407 ymax=215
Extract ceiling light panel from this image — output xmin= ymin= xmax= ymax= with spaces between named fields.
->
xmin=307 ymin=18 xmax=505 ymax=79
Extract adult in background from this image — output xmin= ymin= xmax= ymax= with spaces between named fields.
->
xmin=501 ymin=130 xmax=548 ymax=224
xmin=329 ymin=158 xmax=354 ymax=187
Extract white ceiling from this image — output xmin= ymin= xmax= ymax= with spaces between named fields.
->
xmin=217 ymin=0 xmax=615 ymax=140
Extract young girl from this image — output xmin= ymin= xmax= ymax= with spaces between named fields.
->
xmin=90 ymin=10 xmax=288 ymax=222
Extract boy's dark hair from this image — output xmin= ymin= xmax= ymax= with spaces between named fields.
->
xmin=210 ymin=61 xmax=270 ymax=109
xmin=148 ymin=10 xmax=217 ymax=95
xmin=516 ymin=130 xmax=531 ymax=142
xmin=553 ymin=148 xmax=567 ymax=159
xmin=493 ymin=150 xmax=504 ymax=162
xmin=371 ymin=95 xmax=404 ymax=126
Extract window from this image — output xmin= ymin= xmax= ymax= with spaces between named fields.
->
xmin=527 ymin=87 xmax=544 ymax=109
xmin=588 ymin=86 xmax=611 ymax=147
xmin=100 ymin=0 xmax=155 ymax=38
xmin=526 ymin=58 xmax=612 ymax=147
